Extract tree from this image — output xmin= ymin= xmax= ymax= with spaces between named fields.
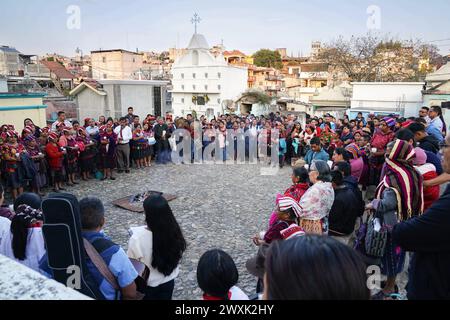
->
xmin=318 ymin=33 xmax=443 ymax=82
xmin=242 ymin=89 xmax=272 ymax=105
xmin=253 ymin=49 xmax=283 ymax=69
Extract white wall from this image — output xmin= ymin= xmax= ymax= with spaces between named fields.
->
xmin=76 ymin=90 xmax=106 ymax=121
xmin=120 ymin=84 xmax=154 ymax=118
xmin=0 ymin=78 xmax=7 ymax=92
xmin=171 ymin=65 xmax=247 ymax=117
xmin=351 ymin=82 xmax=424 ymax=117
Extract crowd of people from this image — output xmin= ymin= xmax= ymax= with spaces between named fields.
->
xmin=0 ymin=104 xmax=450 ymax=300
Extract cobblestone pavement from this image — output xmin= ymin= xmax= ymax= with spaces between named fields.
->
xmin=68 ymin=162 xmax=291 ymax=300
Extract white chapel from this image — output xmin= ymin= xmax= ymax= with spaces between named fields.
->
xmin=170 ymin=30 xmax=248 ymax=117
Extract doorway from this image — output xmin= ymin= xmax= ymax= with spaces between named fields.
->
xmin=241 ymin=103 xmax=252 ymax=114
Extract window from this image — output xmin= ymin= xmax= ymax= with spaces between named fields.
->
xmin=103 ymin=74 xmax=107 ymax=79
xmin=181 ymin=73 xmax=184 ymax=79
xmin=205 ymin=73 xmax=208 ymax=78
xmin=193 ymin=50 xmax=199 ymax=65
xmin=181 ymin=85 xmax=185 ymax=90
xmin=132 ymin=58 xmax=136 ymax=63
xmin=193 ymin=85 xmax=196 ymax=90
xmin=218 ymin=72 xmax=221 ymax=78
xmin=205 ymin=85 xmax=208 ymax=90
xmin=218 ymin=84 xmax=221 ymax=90
xmin=181 ymin=98 xmax=185 ymax=104
xmin=102 ymin=57 xmax=106 ymax=63
xmin=217 ymin=98 xmax=221 ymax=104
xmin=193 ymin=73 xmax=196 ymax=79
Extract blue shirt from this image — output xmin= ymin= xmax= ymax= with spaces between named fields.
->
xmin=426 ymin=118 xmax=444 ymax=143
xmin=40 ymin=231 xmax=137 ymax=300
xmin=305 ymin=148 xmax=330 ymax=165
xmin=82 ymin=231 xmax=137 ymax=300
xmin=320 ymin=123 xmax=336 ymax=130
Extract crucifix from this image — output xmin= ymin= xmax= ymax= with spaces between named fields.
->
xmin=191 ymin=13 xmax=201 ymax=34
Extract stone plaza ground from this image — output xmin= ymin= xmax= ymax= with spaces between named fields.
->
xmin=68 ymin=162 xmax=291 ymax=300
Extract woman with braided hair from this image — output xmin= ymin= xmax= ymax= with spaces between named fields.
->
xmin=0 ymin=204 xmax=45 ymax=272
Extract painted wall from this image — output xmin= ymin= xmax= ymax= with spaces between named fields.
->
xmin=91 ymin=51 xmax=143 ymax=80
xmin=0 ymin=94 xmax=47 ymax=129
xmin=351 ymin=82 xmax=424 ymax=118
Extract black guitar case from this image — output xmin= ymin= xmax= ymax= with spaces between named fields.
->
xmin=41 ymin=193 xmax=105 ymax=299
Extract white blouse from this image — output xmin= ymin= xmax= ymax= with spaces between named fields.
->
xmin=0 ymin=227 xmax=46 ymax=273
xmin=298 ymin=181 xmax=335 ymax=220
xmin=127 ymin=226 xmax=180 ymax=288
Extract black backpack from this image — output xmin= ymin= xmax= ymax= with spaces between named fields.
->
xmin=41 ymin=193 xmax=106 ymax=300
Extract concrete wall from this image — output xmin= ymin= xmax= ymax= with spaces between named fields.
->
xmin=0 ymin=78 xmax=7 ymax=92
xmin=351 ymin=82 xmax=424 ymax=117
xmin=118 ymin=84 xmax=154 ymax=119
xmin=76 ymin=90 xmax=106 ymax=121
xmin=0 ymin=254 xmax=91 ymax=300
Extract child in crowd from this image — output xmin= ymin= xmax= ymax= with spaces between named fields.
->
xmin=413 ymin=147 xmax=440 ymax=211
xmin=269 ymin=167 xmax=309 ymax=226
xmin=197 ymin=249 xmax=249 ymax=300
xmin=257 ymin=197 xmax=304 ymax=246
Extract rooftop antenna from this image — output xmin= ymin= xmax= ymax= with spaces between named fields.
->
xmin=191 ymin=13 xmax=201 ymax=34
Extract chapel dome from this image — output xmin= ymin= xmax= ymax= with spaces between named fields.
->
xmin=188 ymin=33 xmax=210 ymax=50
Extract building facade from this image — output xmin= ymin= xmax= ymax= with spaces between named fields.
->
xmin=0 ymin=93 xmax=47 ymax=129
xmin=350 ymin=82 xmax=424 ymax=118
xmin=0 ymin=46 xmax=20 ymax=76
xmin=91 ymin=49 xmax=144 ymax=80
xmin=170 ymin=33 xmax=248 ymax=117
xmin=70 ymin=80 xmax=168 ymax=121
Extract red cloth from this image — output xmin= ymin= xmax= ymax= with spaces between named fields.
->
xmin=45 ymin=143 xmax=64 ymax=169
xmin=423 ymin=171 xmax=440 ymax=211
xmin=283 ymin=183 xmax=309 ymax=202
xmin=203 ymin=292 xmax=232 ymax=301
xmin=264 ymin=220 xmax=291 ymax=244
xmin=371 ymin=130 xmax=395 ymax=152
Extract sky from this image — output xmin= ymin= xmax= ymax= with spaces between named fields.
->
xmin=1 ymin=0 xmax=449 ymax=57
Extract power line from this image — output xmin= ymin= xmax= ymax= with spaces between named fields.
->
xmin=428 ymin=38 xmax=450 ymax=43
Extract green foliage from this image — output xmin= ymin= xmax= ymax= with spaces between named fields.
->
xmin=253 ymin=49 xmax=283 ymax=69
xmin=376 ymin=40 xmax=403 ymax=51
xmin=243 ymin=89 xmax=272 ymax=105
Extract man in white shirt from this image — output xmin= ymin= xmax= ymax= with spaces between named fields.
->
xmin=114 ymin=117 xmax=133 ymax=173
xmin=51 ymin=111 xmax=72 ymax=132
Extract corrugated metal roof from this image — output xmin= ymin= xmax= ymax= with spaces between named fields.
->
xmin=0 ymin=46 xmax=20 ymax=53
